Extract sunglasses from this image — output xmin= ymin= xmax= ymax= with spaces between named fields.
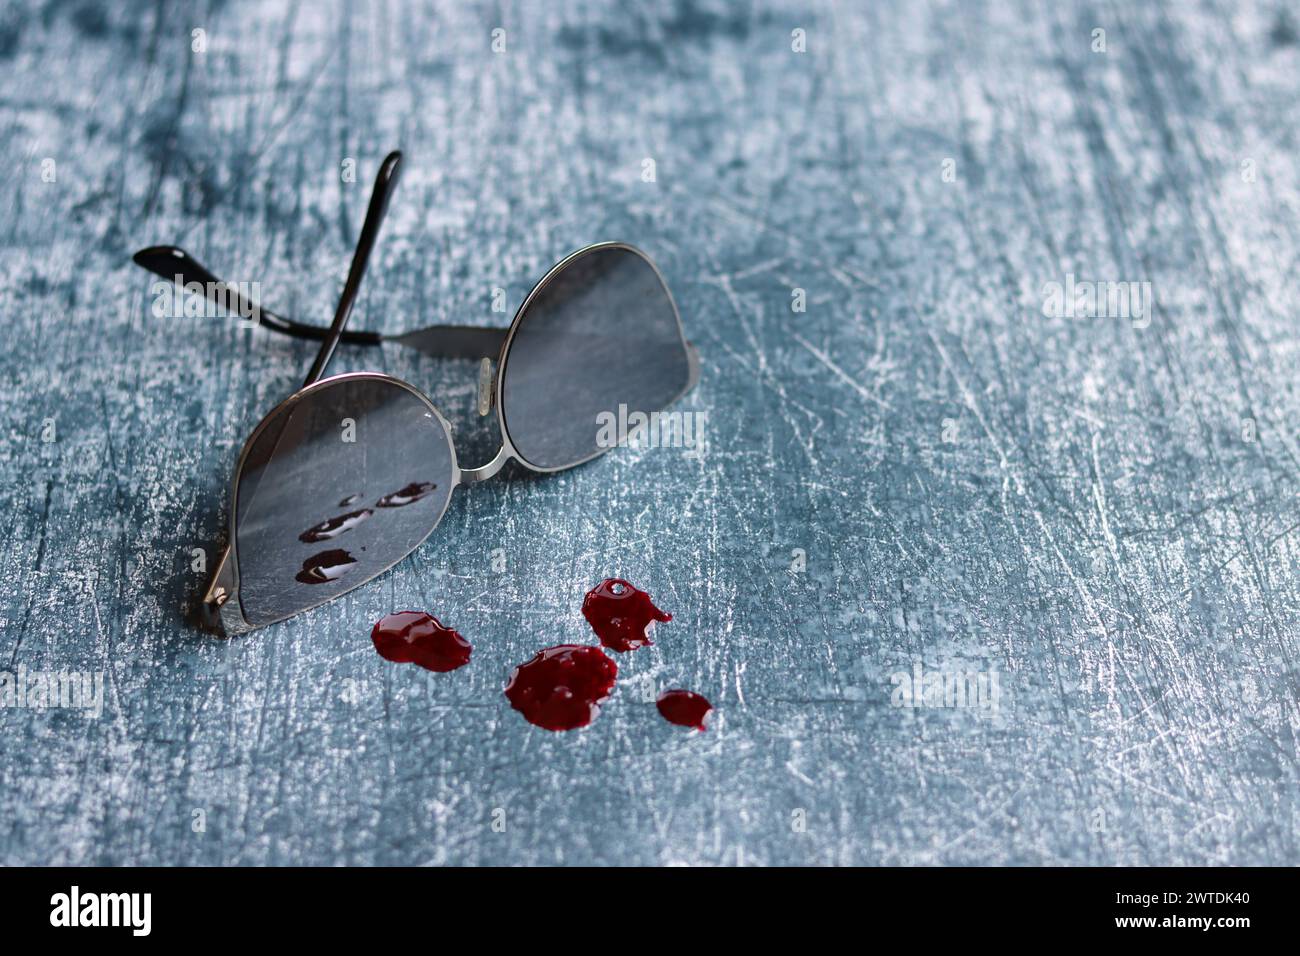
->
xmin=134 ymin=151 xmax=699 ymax=635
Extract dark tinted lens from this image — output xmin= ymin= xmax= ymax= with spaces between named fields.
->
xmin=233 ymin=375 xmax=455 ymax=626
xmin=500 ymin=245 xmax=692 ymax=470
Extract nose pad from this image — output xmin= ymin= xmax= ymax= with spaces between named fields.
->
xmin=460 ymin=357 xmax=509 ymax=483
xmin=477 ymin=357 xmax=495 ymax=417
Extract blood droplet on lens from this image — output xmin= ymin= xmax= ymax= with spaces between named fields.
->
xmin=377 ymin=481 xmax=437 ymax=508
xmin=371 ymin=611 xmax=471 ymax=672
xmin=299 ymin=508 xmax=373 ymax=542
xmin=295 ymin=549 xmax=356 ymax=584
xmin=656 ymin=689 xmax=711 ymax=730
xmin=504 ymin=645 xmax=618 ymax=731
xmin=581 ymin=578 xmax=671 ymax=652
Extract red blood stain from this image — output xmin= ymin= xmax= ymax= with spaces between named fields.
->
xmin=504 ymin=645 xmax=618 ymax=731
xmin=656 ymin=689 xmax=712 ymax=730
xmin=580 ymin=578 xmax=671 ymax=652
xmin=371 ymin=611 xmax=472 ymax=672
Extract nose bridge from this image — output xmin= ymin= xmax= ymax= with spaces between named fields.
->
xmin=458 ymin=444 xmax=511 ymax=484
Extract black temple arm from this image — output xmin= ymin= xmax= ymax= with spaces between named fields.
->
xmin=303 ymin=150 xmax=403 ymax=385
xmin=133 ymin=161 xmax=508 ymax=364
xmin=132 ymin=245 xmax=382 ymax=346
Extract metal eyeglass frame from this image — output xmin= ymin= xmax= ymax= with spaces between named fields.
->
xmin=133 ymin=150 xmax=700 ymax=636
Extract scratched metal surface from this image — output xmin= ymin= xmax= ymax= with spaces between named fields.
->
xmin=2 ymin=0 xmax=1299 ymax=866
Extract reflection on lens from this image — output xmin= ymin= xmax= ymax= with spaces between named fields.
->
xmin=376 ymin=481 xmax=439 ymax=507
xmin=233 ymin=374 xmax=456 ymax=626
xmin=294 ymin=548 xmax=357 ymax=585
xmin=500 ymin=245 xmax=692 ymax=470
xmin=299 ymin=509 xmax=373 ymax=543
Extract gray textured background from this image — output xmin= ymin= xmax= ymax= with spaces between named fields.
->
xmin=2 ymin=0 xmax=1299 ymax=865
